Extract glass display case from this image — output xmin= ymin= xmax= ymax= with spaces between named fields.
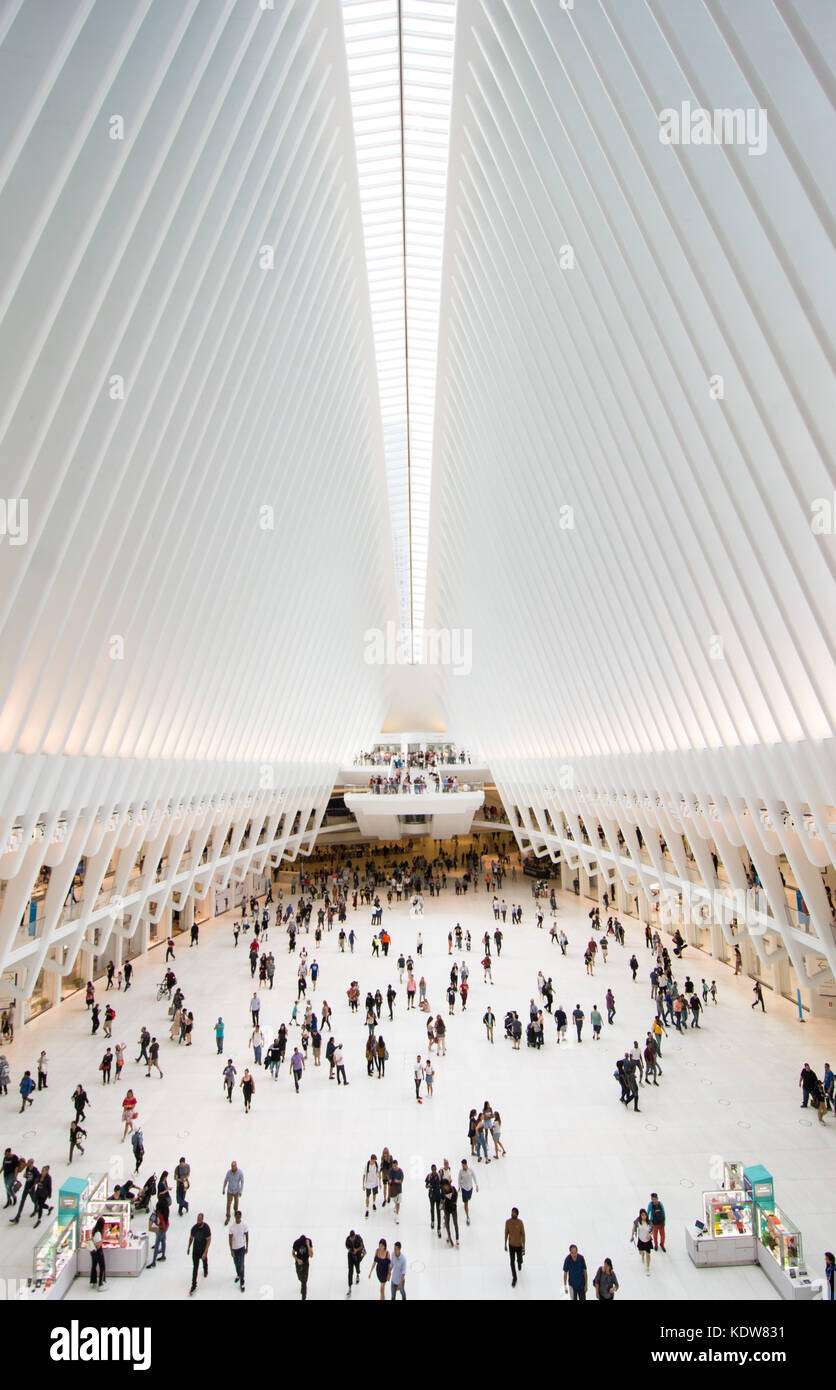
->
xmin=32 ymin=1217 xmax=77 ymax=1296
xmin=80 ymin=1198 xmax=131 ymax=1250
xmin=755 ymin=1204 xmax=819 ymax=1298
xmin=722 ymin=1160 xmax=744 ymax=1192
xmin=86 ymin=1172 xmax=108 ymax=1206
xmin=757 ymin=1205 xmax=803 ymax=1275
xmin=703 ymin=1190 xmax=754 ymax=1239
xmin=76 ymin=1195 xmax=148 ymax=1278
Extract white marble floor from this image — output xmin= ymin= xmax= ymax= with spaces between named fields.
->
xmin=2 ymin=877 xmax=833 ymax=1302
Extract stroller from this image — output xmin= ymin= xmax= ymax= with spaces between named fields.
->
xmin=133 ymin=1173 xmax=157 ymax=1213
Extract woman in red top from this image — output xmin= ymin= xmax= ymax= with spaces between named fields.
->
xmin=121 ymin=1090 xmax=137 ymax=1141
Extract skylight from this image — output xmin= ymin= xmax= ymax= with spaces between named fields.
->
xmin=341 ymin=0 xmax=456 ymax=658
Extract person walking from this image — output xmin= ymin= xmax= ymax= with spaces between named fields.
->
xmin=73 ymin=1084 xmax=91 ymax=1122
xmin=593 ymin=1258 xmax=619 ymax=1300
xmin=99 ymin=1048 xmax=113 ymax=1084
xmin=572 ymin=1004 xmax=584 ymax=1042
xmin=146 ymin=1198 xmax=170 ymax=1268
xmin=414 ymin=1055 xmax=424 ymax=1104
xmin=504 ymin=1207 xmax=525 ymax=1287
xmin=648 ymin=1193 xmax=666 ymax=1251
xmin=146 ymin=1037 xmax=163 ymax=1079
xmin=37 ymin=1051 xmax=48 ymax=1090
xmin=591 ymin=1005 xmax=603 ymax=1040
xmin=388 ymin=1157 xmax=404 ymax=1225
xmin=369 ymin=1239 xmax=392 ymax=1300
xmin=32 ymin=1165 xmax=53 ymax=1227
xmin=222 ymin=1060 xmax=237 ymax=1103
xmin=229 ymin=1209 xmax=248 ymax=1291
xmin=223 ymin=1161 xmax=244 ymax=1224
xmin=346 ymin=1229 xmax=366 ymax=1294
xmin=563 ymin=1244 xmax=588 ymax=1300
xmin=188 ymin=1213 xmax=212 ymax=1295
xmin=334 ymin=1043 xmax=348 ymax=1085
xmin=10 ymin=1159 xmax=39 ymax=1223
xmin=174 ymin=1157 xmax=191 ymax=1216
xmin=292 ymin=1234 xmax=313 ymax=1300
xmin=131 ymin=1126 xmax=145 ymax=1173
xmin=2 ymin=1148 xmax=19 ymax=1208
xmin=89 ymin=1215 xmax=108 ymax=1290
xmin=426 ymin=1165 xmax=442 ymax=1237
xmin=214 ymin=1018 xmax=225 ymax=1055
xmin=240 ymin=1068 xmax=255 ymax=1112
xmin=250 ymin=992 xmax=261 ymax=1028
xmin=632 ymin=1209 xmax=654 ymax=1276
xmin=363 ymin=1155 xmax=380 ymax=1218
xmin=68 ymin=1118 xmax=86 ymax=1163
xmin=135 ymin=1026 xmax=150 ymax=1066
xmin=752 ymin=980 xmax=766 ymax=1012
xmin=390 ymin=1241 xmax=407 ymax=1300
xmin=441 ymin=1176 xmax=460 ymax=1247
xmin=483 ymin=1006 xmax=495 ymax=1042
xmin=458 ymin=1159 xmax=478 ymax=1224
xmin=19 ymin=1070 xmax=35 ymax=1113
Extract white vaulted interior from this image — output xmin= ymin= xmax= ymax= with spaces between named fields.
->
xmin=0 ymin=0 xmax=835 ymax=1020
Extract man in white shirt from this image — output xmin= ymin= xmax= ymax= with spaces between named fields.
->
xmin=414 ymin=1056 xmax=424 ymax=1104
xmin=363 ymin=1155 xmax=379 ymax=1217
xmin=228 ymin=1209 xmax=248 ymax=1291
xmin=458 ymin=1159 xmax=479 ymax=1225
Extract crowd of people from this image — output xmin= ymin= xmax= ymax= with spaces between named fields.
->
xmin=1 ymin=832 xmax=830 ymax=1301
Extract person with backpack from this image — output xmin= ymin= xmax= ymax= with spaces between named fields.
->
xmin=363 ymin=1155 xmax=380 ymax=1217
xmin=648 ymin=1193 xmax=666 ymax=1251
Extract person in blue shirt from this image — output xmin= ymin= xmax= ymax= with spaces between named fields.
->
xmin=563 ymin=1244 xmax=588 ymax=1301
xmin=18 ymin=1070 xmax=36 ymax=1113
xmin=390 ymin=1241 xmax=407 ymax=1299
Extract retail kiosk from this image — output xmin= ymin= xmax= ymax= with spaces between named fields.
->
xmin=24 ymin=1172 xmax=147 ymax=1297
xmin=686 ymin=1158 xmax=820 ymax=1299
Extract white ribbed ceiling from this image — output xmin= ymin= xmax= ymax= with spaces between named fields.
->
xmin=429 ymin=0 xmax=836 ymax=764
xmin=0 ymin=0 xmax=835 ymax=1002
xmin=0 ymin=0 xmax=395 ymax=789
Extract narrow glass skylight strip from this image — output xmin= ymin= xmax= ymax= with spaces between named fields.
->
xmin=342 ymin=0 xmax=456 ymax=659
